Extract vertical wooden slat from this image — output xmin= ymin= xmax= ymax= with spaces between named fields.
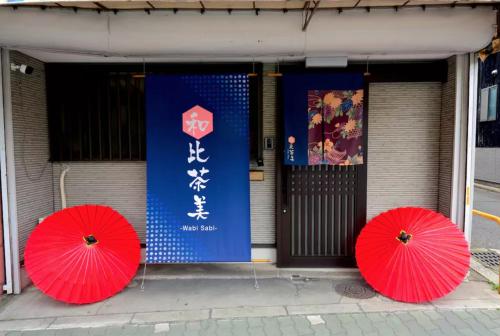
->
xmin=87 ymin=76 xmax=93 ymax=160
xmin=137 ymin=78 xmax=143 ymax=160
xmin=107 ymin=76 xmax=113 ymax=160
xmin=336 ymin=167 xmax=341 ymax=256
xmin=330 ymin=177 xmax=335 ymax=255
xmin=326 ymin=165 xmax=332 ymax=255
xmin=77 ymin=88 xmax=83 ymax=160
xmin=340 ymin=166 xmax=349 ymax=256
xmin=127 ymin=77 xmax=132 ymax=160
xmin=302 ymin=166 xmax=307 ymax=256
xmin=291 ymin=193 xmax=295 ymax=256
xmin=138 ymin=79 xmax=146 ymax=160
xmin=290 ymin=166 xmax=296 ymax=256
xmin=297 ymin=167 xmax=303 ymax=255
xmin=350 ymin=166 xmax=356 ymax=255
xmin=318 ymin=166 xmax=323 ymax=256
xmin=117 ymin=77 xmax=122 ymax=160
xmin=322 ymin=193 xmax=325 ymax=254
xmin=350 ymin=192 xmax=355 ymax=255
xmin=316 ymin=168 xmax=320 ymax=256
xmin=310 ymin=165 xmax=315 ymax=256
xmin=292 ymin=166 xmax=295 ymax=255
xmin=97 ymin=76 xmax=103 ymax=160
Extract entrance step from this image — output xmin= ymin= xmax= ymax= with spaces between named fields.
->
xmin=136 ymin=263 xmax=361 ymax=281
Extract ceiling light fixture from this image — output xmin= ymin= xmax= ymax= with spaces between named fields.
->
xmin=267 ymin=61 xmax=283 ymax=77
xmin=364 ymin=56 xmax=371 ymax=77
xmin=247 ymin=61 xmax=258 ymax=77
xmin=305 ymin=56 xmax=348 ymax=68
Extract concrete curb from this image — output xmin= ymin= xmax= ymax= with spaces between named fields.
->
xmin=470 ymin=258 xmax=498 ymax=286
xmin=475 ymin=182 xmax=500 ymax=194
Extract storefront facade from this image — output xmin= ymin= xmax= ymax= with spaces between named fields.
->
xmin=0 ymin=0 xmax=493 ymax=293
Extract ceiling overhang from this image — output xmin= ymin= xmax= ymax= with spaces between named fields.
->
xmin=1 ymin=0 xmax=499 ymax=13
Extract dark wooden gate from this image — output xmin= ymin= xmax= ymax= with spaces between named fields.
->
xmin=276 ymin=70 xmax=368 ymax=268
xmin=277 ymin=164 xmax=366 ymax=267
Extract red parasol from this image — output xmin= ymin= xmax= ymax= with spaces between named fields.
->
xmin=25 ymin=205 xmax=140 ymax=304
xmin=356 ymin=207 xmax=470 ymax=303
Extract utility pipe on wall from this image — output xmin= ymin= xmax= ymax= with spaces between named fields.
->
xmin=59 ymin=165 xmax=70 ymax=209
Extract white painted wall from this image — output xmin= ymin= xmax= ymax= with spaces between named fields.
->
xmin=0 ymin=7 xmax=494 ymax=62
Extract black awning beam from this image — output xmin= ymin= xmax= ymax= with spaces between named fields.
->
xmin=302 ymin=0 xmax=321 ymax=32
xmin=253 ymin=1 xmax=260 ymax=16
xmin=6 ymin=0 xmax=489 ymax=15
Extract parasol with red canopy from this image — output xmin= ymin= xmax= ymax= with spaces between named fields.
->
xmin=25 ymin=205 xmax=140 ymax=304
xmin=356 ymin=207 xmax=470 ymax=303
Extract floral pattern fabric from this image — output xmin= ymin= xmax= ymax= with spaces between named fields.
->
xmin=307 ymin=90 xmax=364 ymax=165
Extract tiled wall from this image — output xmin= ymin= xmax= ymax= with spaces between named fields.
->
xmin=367 ymin=82 xmax=443 ymax=218
xmin=438 ymin=56 xmax=457 ymax=217
xmin=10 ymin=51 xmax=54 ymax=258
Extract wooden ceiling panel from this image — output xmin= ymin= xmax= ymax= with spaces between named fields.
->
xmin=59 ymin=1 xmax=99 ymax=8
xmin=358 ymin=0 xmax=408 ymax=7
xmin=203 ymin=1 xmax=255 ymax=9
xmin=148 ymin=1 xmax=202 ymax=8
xmin=256 ymin=1 xmax=305 ymax=9
xmin=318 ymin=0 xmax=359 ymax=8
xmin=3 ymin=0 xmax=499 ymax=10
xmin=409 ymin=0 xmax=463 ymax=5
xmin=100 ymin=1 xmax=150 ymax=9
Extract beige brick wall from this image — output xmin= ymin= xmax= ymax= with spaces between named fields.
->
xmin=367 ymin=82 xmax=443 ymax=219
xmin=438 ymin=56 xmax=456 ymax=217
xmin=10 ymin=51 xmax=54 ymax=258
xmin=250 ymin=64 xmax=276 ymax=245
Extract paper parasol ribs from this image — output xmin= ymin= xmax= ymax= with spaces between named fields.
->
xmin=25 ymin=205 xmax=141 ymax=304
xmin=356 ymin=207 xmax=470 ymax=303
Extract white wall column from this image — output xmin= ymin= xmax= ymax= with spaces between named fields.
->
xmin=464 ymin=53 xmax=479 ymax=243
xmin=449 ymin=54 xmax=469 ymax=235
xmin=1 ymin=49 xmax=20 ymax=294
xmin=0 ymin=48 xmax=13 ymax=294
xmin=450 ymin=53 xmax=478 ymax=243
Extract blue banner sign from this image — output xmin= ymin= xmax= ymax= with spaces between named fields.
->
xmin=146 ymin=74 xmax=251 ymax=263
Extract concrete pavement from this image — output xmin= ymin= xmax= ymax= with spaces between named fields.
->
xmin=0 ymin=265 xmax=498 ymax=335
xmin=472 ymin=186 xmax=500 ymax=249
xmin=7 ymin=309 xmax=500 ymax=335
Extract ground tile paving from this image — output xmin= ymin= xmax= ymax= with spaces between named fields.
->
xmin=4 ymin=309 xmax=500 ymax=336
